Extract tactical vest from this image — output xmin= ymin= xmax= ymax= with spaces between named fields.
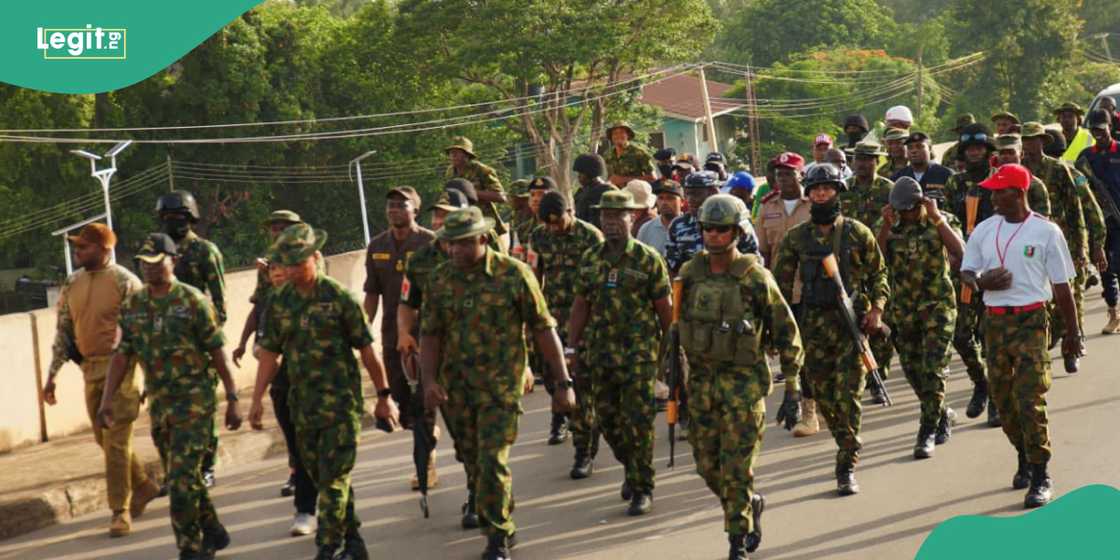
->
xmin=679 ymin=253 xmax=764 ymax=366
xmin=798 ymin=219 xmax=854 ymax=308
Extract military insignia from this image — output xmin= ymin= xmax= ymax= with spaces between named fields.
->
xmin=607 ymin=269 xmax=618 ymax=288
xmin=371 ymin=252 xmax=391 ymax=261
xmin=1024 ymin=245 xmax=1036 ymax=257
xmin=401 ymin=276 xmax=411 ymax=300
xmin=464 ymin=297 xmax=474 ymax=308
xmin=395 ymin=259 xmax=404 ymax=272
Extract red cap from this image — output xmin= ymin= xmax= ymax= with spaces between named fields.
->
xmin=771 ymin=152 xmax=805 ymax=171
xmin=979 ymin=164 xmax=1031 ymax=191
xmin=814 ymin=133 xmax=833 ymax=147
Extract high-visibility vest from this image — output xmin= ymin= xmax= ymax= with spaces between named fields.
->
xmin=1061 ymin=127 xmax=1093 ymax=163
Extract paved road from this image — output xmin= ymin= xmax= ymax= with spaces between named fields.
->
xmin=3 ymin=296 xmax=1119 ymax=560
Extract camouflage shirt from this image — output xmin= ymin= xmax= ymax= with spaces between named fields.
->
xmin=880 ymin=215 xmax=959 ymax=323
xmin=446 ymin=159 xmax=508 ymax=235
xmin=841 ymin=175 xmax=894 ymax=229
xmin=1025 ymin=155 xmax=1087 ymax=260
xmin=420 ymin=248 xmax=556 ymax=407
xmin=603 ymin=143 xmax=655 ymax=180
xmin=877 ymin=158 xmax=907 ymax=178
xmin=175 ymin=231 xmax=227 ymax=324
xmin=402 ymin=240 xmax=448 ymax=310
xmin=772 ymin=217 xmax=890 ymax=314
xmin=49 ymin=264 xmax=142 ymax=377
xmin=666 ymin=213 xmax=761 ymax=273
xmin=942 ymin=166 xmax=1051 ymax=238
xmin=118 ymin=281 xmax=224 ymax=422
xmin=1070 ymin=166 xmax=1108 ymax=253
xmin=258 ymin=274 xmax=374 ymax=428
xmin=574 ymin=238 xmax=670 ymax=367
xmin=530 ymin=218 xmax=604 ymax=335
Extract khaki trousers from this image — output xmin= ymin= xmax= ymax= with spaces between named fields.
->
xmin=81 ymin=356 xmax=147 ymax=513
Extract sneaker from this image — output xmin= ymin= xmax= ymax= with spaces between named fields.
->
xmin=290 ymin=513 xmax=314 ymax=536
xmin=109 ymin=511 xmax=131 ymax=538
xmin=130 ymin=478 xmax=161 ymax=519
xmin=625 ymin=492 xmax=652 ymax=516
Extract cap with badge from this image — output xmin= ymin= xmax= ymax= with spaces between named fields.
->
xmin=592 ymin=189 xmax=646 ymax=210
xmin=386 ymin=186 xmax=421 ymax=208
xmin=771 ymin=152 xmax=806 ymax=171
xmin=652 ymin=179 xmax=684 ymax=198
xmin=814 ymin=133 xmax=833 ymax=147
xmin=528 ymin=176 xmax=557 ymax=191
xmin=436 ymin=206 xmax=495 ymax=241
xmin=67 ymin=223 xmax=117 ymax=248
xmin=267 ymin=223 xmax=328 ymax=266
xmin=538 ymin=191 xmax=570 ymax=224
xmin=903 ymin=131 xmax=930 ymax=145
xmin=979 ymin=164 xmax=1032 ymax=191
xmin=889 ymin=177 xmax=924 ymax=211
xmin=136 ymin=233 xmax=179 ymax=263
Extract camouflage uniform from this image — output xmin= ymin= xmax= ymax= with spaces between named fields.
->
xmin=984 ymin=308 xmax=1053 ymax=463
xmin=1025 ymin=156 xmax=1087 ymax=337
xmin=603 ymin=143 xmax=656 ymax=180
xmin=877 ymin=158 xmax=907 ymax=178
xmin=446 ymin=160 xmax=508 ymax=235
xmin=421 ymin=247 xmax=556 ymax=539
xmin=772 ymin=217 xmax=889 ymax=469
xmin=1070 ymin=166 xmax=1107 ymax=330
xmin=841 ymin=174 xmax=896 ymax=377
xmin=531 ymin=219 xmax=604 ymax=459
xmin=679 ymin=253 xmax=803 ymax=535
xmin=118 ymin=281 xmax=224 ymax=555
xmin=574 ymin=238 xmax=669 ymax=496
xmin=258 ymin=274 xmax=372 ymax=551
xmin=881 ymin=215 xmax=959 ymax=428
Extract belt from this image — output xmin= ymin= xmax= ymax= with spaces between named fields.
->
xmin=986 ymin=302 xmax=1045 ymax=315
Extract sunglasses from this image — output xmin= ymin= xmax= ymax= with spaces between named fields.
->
xmin=959 ymin=132 xmax=988 ymax=144
xmin=702 ymin=225 xmax=734 ymax=234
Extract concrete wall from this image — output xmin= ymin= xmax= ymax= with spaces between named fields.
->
xmin=1 ymin=249 xmax=377 ymax=454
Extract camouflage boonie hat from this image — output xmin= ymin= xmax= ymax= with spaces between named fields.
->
xmin=991 ymin=111 xmax=1020 ymax=124
xmin=605 ymin=121 xmax=636 ymax=140
xmin=952 ymin=113 xmax=976 ymax=133
xmin=882 ymin=127 xmax=909 ymax=142
xmin=1020 ymin=122 xmax=1048 ymax=139
xmin=592 ymin=189 xmax=645 ymax=210
xmin=850 ymin=141 xmax=886 ymax=157
xmin=262 ymin=209 xmax=302 ymax=226
xmin=1052 ymin=102 xmax=1084 ymax=116
xmin=444 ymin=136 xmax=477 ymax=158
xmin=994 ymin=134 xmax=1022 ymax=151
xmin=436 ymin=206 xmax=494 ymax=241
xmin=268 ymin=223 xmax=328 ymax=266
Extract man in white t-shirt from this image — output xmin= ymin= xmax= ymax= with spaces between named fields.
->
xmin=960 ymin=163 xmax=1081 ymax=510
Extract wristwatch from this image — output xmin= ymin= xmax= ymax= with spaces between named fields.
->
xmin=556 ymin=379 xmax=574 ymax=390
xmin=226 ymin=392 xmax=239 ymax=403
xmin=377 ymin=388 xmax=393 ymax=399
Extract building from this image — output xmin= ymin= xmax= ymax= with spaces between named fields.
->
xmin=638 ymin=73 xmax=747 ymax=157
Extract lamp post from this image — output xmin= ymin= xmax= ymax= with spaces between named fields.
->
xmin=70 ymin=140 xmax=132 ymax=261
xmin=350 ymin=150 xmax=377 ymax=247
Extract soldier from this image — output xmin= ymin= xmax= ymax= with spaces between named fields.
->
xmin=565 ymin=189 xmax=672 ymax=516
xmin=508 ymin=179 xmax=536 ymax=248
xmin=666 ymin=171 xmax=760 ymax=276
xmin=940 ymin=114 xmax=976 ymax=168
xmin=841 ymin=114 xmax=870 ymax=151
xmin=893 ymin=131 xmax=954 ymax=191
xmin=42 ymin=224 xmax=160 ymax=538
xmin=1054 ymin=102 xmax=1092 ymax=163
xmin=773 ymin=163 xmax=889 ymax=496
xmin=156 ymin=190 xmax=226 ymax=488
xmin=991 ymin=111 xmax=1021 ymax=135
xmin=876 ymin=178 xmax=965 ymax=459
xmin=445 ymin=136 xmax=509 ymax=249
xmin=878 ymin=128 xmax=910 ymax=178
xmin=530 ymin=188 xmax=604 ymax=475
xmin=1075 ymin=109 xmax=1120 ymax=335
xmin=960 ymin=164 xmax=1080 ymax=509
xmin=249 ymin=223 xmax=400 ymax=560
xmin=678 ymin=194 xmax=804 ymax=560
xmin=603 ymin=122 xmax=656 ymax=187
xmin=362 ymin=186 xmax=439 ymax=488
xmin=419 ymin=206 xmax=577 ymax=560
xmin=97 ymin=233 xmax=242 ymax=560
xmin=573 ymin=154 xmax=616 ymax=229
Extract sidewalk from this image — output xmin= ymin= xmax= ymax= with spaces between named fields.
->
xmin=0 ymin=387 xmax=380 ymax=541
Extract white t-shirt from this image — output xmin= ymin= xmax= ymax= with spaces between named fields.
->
xmin=960 ymin=212 xmax=1076 ymax=307
xmin=783 ymin=198 xmax=800 ymax=216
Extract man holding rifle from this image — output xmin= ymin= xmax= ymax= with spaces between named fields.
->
xmin=773 ymin=163 xmax=889 ymax=497
xmin=677 ymin=194 xmax=803 ymax=560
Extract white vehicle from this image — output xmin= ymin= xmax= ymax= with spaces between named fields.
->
xmin=1090 ymin=82 xmax=1120 ymax=112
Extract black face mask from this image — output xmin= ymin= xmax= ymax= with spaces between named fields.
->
xmin=162 ymin=216 xmax=191 ymax=240
xmin=810 ymin=200 xmax=841 ymax=225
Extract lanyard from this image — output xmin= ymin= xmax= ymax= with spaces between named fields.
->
xmin=995 ymin=214 xmax=1030 ymax=268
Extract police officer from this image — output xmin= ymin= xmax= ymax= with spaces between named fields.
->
xmin=876 ymin=178 xmax=965 ymax=459
xmin=98 ymin=233 xmax=242 ymax=560
xmin=573 ymin=154 xmax=616 ymax=229
xmin=250 ymin=223 xmax=400 ymax=560
xmin=565 ymin=189 xmax=672 ymax=516
xmin=420 ymin=207 xmax=576 ymax=560
xmin=773 ymin=163 xmax=889 ymax=496
xmin=678 ymin=194 xmax=804 ymax=559
xmin=603 ymin=121 xmax=657 ymax=187
xmin=156 ymin=190 xmax=227 ymax=488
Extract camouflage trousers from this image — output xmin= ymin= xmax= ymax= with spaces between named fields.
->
xmin=541 ymin=353 xmax=600 ymax=459
xmin=983 ymin=308 xmax=1052 ymax=464
xmin=802 ymin=308 xmax=866 ymax=467
xmin=152 ymin=408 xmax=220 ymax=554
xmin=152 ymin=375 xmax=218 ymax=477
xmin=295 ymin=417 xmax=361 ymax=548
xmin=686 ymin=366 xmax=765 ymax=536
xmin=952 ymin=294 xmax=988 ymax=386
xmin=892 ymin=307 xmax=955 ymax=428
xmin=590 ymin=362 xmax=656 ymax=494
xmin=442 ymin=387 xmax=521 ymax=538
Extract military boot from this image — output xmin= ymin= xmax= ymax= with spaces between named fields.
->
xmin=913 ymin=425 xmax=936 ymax=459
xmin=201 ymin=523 xmax=230 ymax=552
xmin=966 ymin=379 xmax=988 ymax=419
xmin=868 ymin=372 xmax=888 ymax=405
xmin=461 ymin=492 xmax=479 ymax=530
xmin=313 ymin=545 xmax=338 ymax=560
xmin=1012 ymin=450 xmax=1031 ymax=490
xmin=620 ymin=481 xmax=632 ymax=501
xmin=986 ymin=397 xmax=1002 ymax=427
xmin=836 ymin=464 xmax=860 ymax=496
xmin=547 ymin=413 xmax=569 ymax=445
xmin=179 ymin=549 xmax=215 ymax=560
xmin=728 ymin=534 xmax=748 ymax=560
xmin=570 ymin=452 xmax=593 ymax=479
xmin=745 ymin=493 xmax=765 ymax=553
xmin=792 ymin=399 xmax=820 ymax=437
xmin=337 ymin=533 xmax=369 ymax=560
xmin=481 ymin=533 xmax=513 ymax=560
xmin=1102 ymin=306 xmax=1120 ymax=335
xmin=935 ymin=408 xmax=954 ymax=445
xmin=626 ymin=492 xmax=652 ymax=516
xmin=1024 ymin=462 xmax=1053 ymax=509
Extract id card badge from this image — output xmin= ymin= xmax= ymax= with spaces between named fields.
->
xmin=606 ymin=269 xmax=619 ymax=288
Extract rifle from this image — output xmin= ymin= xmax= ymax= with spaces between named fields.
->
xmin=1075 ymin=155 xmax=1120 ymax=224
xmin=821 ymin=254 xmax=892 ymax=407
xmin=666 ymin=278 xmax=684 ymax=468
xmin=959 ymin=194 xmax=980 ymax=304
xmin=403 ymin=351 xmax=433 ymax=518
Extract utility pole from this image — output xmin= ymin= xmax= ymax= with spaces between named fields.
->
xmin=166 ymin=154 xmax=175 ymax=192
xmin=915 ymin=45 xmax=924 ymax=119
xmin=698 ymin=66 xmax=719 ymax=155
xmin=743 ymin=66 xmax=762 ymax=174
xmin=350 ymin=150 xmax=377 ymax=247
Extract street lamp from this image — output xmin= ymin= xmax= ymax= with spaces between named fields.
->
xmin=350 ymin=150 xmax=377 ymax=247
xmin=70 ymin=140 xmax=132 ymax=261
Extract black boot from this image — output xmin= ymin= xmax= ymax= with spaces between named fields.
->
xmin=570 ymin=453 xmax=593 ymax=479
xmin=987 ymin=397 xmax=1002 ymax=427
xmin=280 ymin=474 xmax=296 ymax=497
xmin=547 ymin=413 xmax=569 ymax=445
xmin=1012 ymin=450 xmax=1031 ymax=490
xmin=482 ymin=533 xmax=513 ymax=560
xmin=179 ymin=550 xmax=215 ymax=560
xmin=201 ymin=524 xmax=229 ymax=552
xmin=966 ymin=379 xmax=988 ymax=419
xmin=836 ymin=464 xmax=860 ymax=496
xmin=620 ymin=481 xmax=632 ymax=501
xmin=461 ymin=493 xmax=479 ymax=530
xmin=626 ymin=492 xmax=652 ymax=516
xmin=728 ymin=534 xmax=748 ymax=560
xmin=336 ymin=533 xmax=369 ymax=560
xmin=313 ymin=545 xmax=338 ymax=560
xmin=869 ymin=372 xmax=888 ymax=405
xmin=935 ymin=408 xmax=954 ymax=445
xmin=1024 ymin=462 xmax=1053 ymax=509
xmin=913 ymin=425 xmax=936 ymax=459
xmin=745 ymin=493 xmax=765 ymax=553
